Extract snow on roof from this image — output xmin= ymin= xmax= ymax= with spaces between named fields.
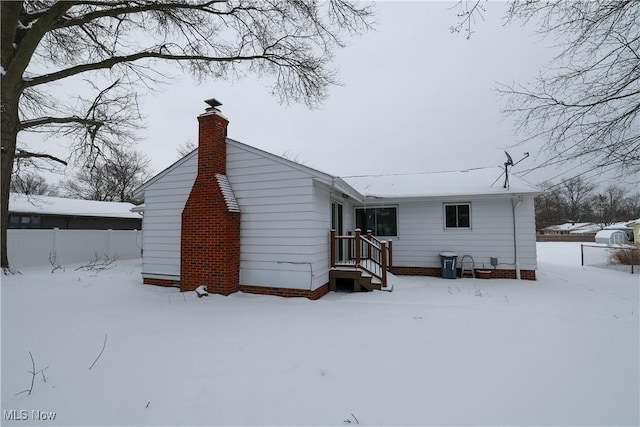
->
xmin=216 ymin=174 xmax=240 ymax=213
xmin=544 ymin=222 xmax=592 ymax=232
xmin=341 ymin=167 xmax=541 ymax=199
xmin=604 ymin=221 xmax=635 ymax=230
xmin=9 ymin=193 xmax=142 ymax=219
xmin=569 ymin=224 xmax=602 ymax=234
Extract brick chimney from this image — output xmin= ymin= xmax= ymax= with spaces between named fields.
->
xmin=180 ymin=99 xmax=240 ymax=294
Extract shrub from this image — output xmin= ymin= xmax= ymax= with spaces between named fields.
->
xmin=608 ymin=247 xmax=639 ymax=265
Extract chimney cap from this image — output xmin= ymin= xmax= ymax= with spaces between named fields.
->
xmin=204 ymin=98 xmax=222 ymax=108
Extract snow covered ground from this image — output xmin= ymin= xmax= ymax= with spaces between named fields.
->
xmin=2 ymin=243 xmax=638 ymax=426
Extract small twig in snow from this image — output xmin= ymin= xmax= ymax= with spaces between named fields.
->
xmin=88 ymin=334 xmax=108 ymax=370
xmin=49 ymin=252 xmax=64 ymax=273
xmin=15 ymin=351 xmax=48 ymax=396
xmin=2 ymin=266 xmax=22 ymax=275
xmin=75 ymin=253 xmax=118 ymax=271
xmin=343 ymin=413 xmax=359 ymax=424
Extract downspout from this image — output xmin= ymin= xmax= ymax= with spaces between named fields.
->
xmin=512 ymin=196 xmax=522 ymax=280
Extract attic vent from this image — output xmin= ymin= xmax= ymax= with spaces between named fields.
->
xmin=215 ymin=174 xmax=240 ymax=212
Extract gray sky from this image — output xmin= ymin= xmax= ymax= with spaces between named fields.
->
xmin=27 ymin=1 xmax=639 ymax=190
xmin=137 ymin=1 xmax=554 ymax=182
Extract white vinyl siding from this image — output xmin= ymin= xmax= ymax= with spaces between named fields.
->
xmin=227 ymin=143 xmax=338 ymax=290
xmin=309 ymin=182 xmax=356 ymax=287
xmin=140 ymin=153 xmax=197 ymax=279
xmin=392 ymin=197 xmax=537 ymax=271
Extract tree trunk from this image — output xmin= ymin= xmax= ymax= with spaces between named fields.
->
xmin=1 ymin=92 xmax=19 ymax=269
xmin=1 ymin=1 xmax=26 ymax=270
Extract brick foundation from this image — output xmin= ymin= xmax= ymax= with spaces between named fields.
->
xmin=390 ymin=266 xmax=536 ymax=280
xmin=143 ymin=277 xmax=180 ymax=287
xmin=145 ymin=278 xmax=329 ymax=300
xmin=239 ymin=284 xmax=329 ymax=300
xmin=180 ymin=103 xmax=241 ymax=294
xmin=390 ymin=266 xmax=442 ymax=277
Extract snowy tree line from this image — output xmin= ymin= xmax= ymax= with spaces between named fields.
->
xmin=535 ymin=177 xmax=640 ymax=231
xmin=10 ymin=147 xmax=149 ymax=203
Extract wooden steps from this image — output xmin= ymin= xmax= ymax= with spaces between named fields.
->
xmin=329 ymin=268 xmax=382 ymax=292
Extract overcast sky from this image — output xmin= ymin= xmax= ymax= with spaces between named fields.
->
xmin=137 ymin=1 xmax=556 ymax=183
xmin=29 ymin=1 xmax=639 ymax=190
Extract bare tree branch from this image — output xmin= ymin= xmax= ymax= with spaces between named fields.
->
xmin=500 ymin=1 xmax=640 ymax=177
xmin=15 ymin=149 xmax=68 ymax=166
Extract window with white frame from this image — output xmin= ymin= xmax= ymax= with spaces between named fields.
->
xmin=444 ymin=203 xmax=471 ymax=229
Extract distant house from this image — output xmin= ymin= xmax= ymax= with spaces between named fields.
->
xmin=541 ymin=222 xmax=598 ymax=235
xmin=632 ymin=220 xmax=640 ymax=244
xmin=133 ymin=99 xmax=541 ymax=300
xmin=8 ymin=193 xmax=142 ymax=230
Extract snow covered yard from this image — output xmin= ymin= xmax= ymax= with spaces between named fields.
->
xmin=2 ymin=243 xmax=638 ymax=426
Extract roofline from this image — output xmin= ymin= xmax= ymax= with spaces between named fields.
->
xmin=362 ymin=190 xmax=541 ymax=204
xmin=135 ymin=138 xmax=366 ymax=202
xmin=227 ymin=139 xmax=365 ymax=202
xmin=133 ymin=149 xmax=197 ymax=199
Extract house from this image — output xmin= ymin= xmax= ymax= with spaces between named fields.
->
xmin=632 ymin=220 xmax=640 ymax=244
xmin=8 ymin=193 xmax=142 ymax=230
xmin=133 ymin=99 xmax=541 ymax=299
xmin=541 ymin=222 xmax=598 ymax=235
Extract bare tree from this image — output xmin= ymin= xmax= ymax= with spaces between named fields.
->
xmin=10 ymin=171 xmax=57 ymax=196
xmin=499 ymin=1 xmax=640 ymax=177
xmin=534 ymin=181 xmax=564 ymax=231
xmin=557 ymin=176 xmax=595 ymax=223
xmin=0 ymin=0 xmax=374 ymax=270
xmin=176 ymin=140 xmax=196 ymax=159
xmin=61 ymin=148 xmax=149 ymax=203
xmin=591 ymin=185 xmax=628 ymax=226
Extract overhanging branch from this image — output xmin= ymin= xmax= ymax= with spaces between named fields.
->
xmin=15 ymin=149 xmax=68 ymax=166
xmin=25 ymin=51 xmax=271 ymax=87
xmin=19 ymin=116 xmax=104 ymax=131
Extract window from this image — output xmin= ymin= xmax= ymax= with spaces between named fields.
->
xmin=355 ymin=207 xmax=397 ymax=236
xmin=8 ymin=214 xmax=41 ymax=229
xmin=444 ymin=203 xmax=470 ymax=229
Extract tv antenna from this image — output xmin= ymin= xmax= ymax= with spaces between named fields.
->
xmin=503 ymin=151 xmax=529 ymax=188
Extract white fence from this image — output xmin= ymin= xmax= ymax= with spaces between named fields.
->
xmin=7 ymin=229 xmax=142 ymax=269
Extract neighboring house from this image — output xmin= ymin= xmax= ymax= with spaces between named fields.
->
xmin=632 ymin=219 xmax=640 ymax=244
xmin=133 ymin=99 xmax=541 ymax=300
xmin=8 ymin=193 xmax=142 ymax=230
xmin=541 ymin=222 xmax=598 ymax=235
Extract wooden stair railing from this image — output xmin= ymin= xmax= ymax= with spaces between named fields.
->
xmin=330 ymin=228 xmax=392 ymax=288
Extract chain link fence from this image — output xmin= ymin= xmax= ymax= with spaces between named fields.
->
xmin=581 ymin=244 xmax=639 ymax=274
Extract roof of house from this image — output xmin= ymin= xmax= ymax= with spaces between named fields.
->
xmin=9 ymin=193 xmax=143 ymax=219
xmin=136 ymin=139 xmax=540 ymax=203
xmin=543 ymin=222 xmax=593 ymax=232
xmin=342 ymin=167 xmax=541 ymax=199
xmin=603 ymin=221 xmax=635 ymax=230
xmin=133 ymin=139 xmax=364 ymax=203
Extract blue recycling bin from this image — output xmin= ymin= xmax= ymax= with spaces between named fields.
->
xmin=439 ymin=252 xmax=458 ymax=279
